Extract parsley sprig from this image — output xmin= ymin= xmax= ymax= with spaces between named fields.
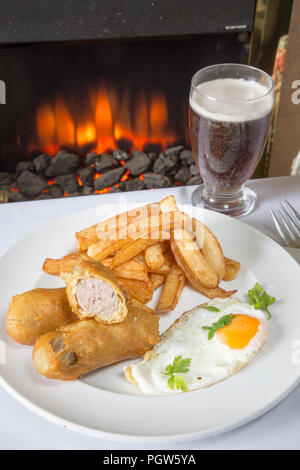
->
xmin=164 ymin=356 xmax=191 ymax=392
xmin=248 ymin=282 xmax=276 ymax=319
xmin=202 ymin=314 xmax=236 ymax=340
xmin=203 ymin=306 xmax=220 ymax=312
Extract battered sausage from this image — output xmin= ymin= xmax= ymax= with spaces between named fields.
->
xmin=33 ymin=304 xmax=160 ymax=380
xmin=6 ymin=288 xmax=77 ymax=345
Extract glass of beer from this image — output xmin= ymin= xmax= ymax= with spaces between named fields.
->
xmin=189 ymin=64 xmax=274 ymax=216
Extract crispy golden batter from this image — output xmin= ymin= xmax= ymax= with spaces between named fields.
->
xmin=6 ymin=288 xmax=77 ymax=346
xmin=33 ymin=305 xmax=160 ymax=380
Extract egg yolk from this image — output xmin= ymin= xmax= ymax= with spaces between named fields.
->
xmin=216 ymin=314 xmax=260 ymax=349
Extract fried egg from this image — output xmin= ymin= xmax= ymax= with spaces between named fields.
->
xmin=127 ymin=298 xmax=268 ymax=394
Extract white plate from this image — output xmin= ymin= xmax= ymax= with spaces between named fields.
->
xmin=1 ymin=203 xmax=300 ymax=443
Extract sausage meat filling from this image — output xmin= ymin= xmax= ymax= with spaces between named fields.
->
xmin=75 ymin=278 xmax=119 ymax=319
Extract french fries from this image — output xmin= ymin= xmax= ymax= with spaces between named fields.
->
xmin=113 ymin=258 xmax=149 ymax=282
xmin=162 ymin=248 xmax=174 ymax=267
xmin=110 ymin=239 xmax=160 ymax=269
xmin=76 ymin=196 xmax=179 ymax=251
xmin=75 ymin=205 xmax=153 ymax=250
xmin=156 ymin=262 xmax=185 ymax=313
xmin=45 ymin=196 xmax=240 ymax=311
xmin=87 ymin=238 xmax=130 ymax=261
xmin=201 ymin=224 xmax=226 ymax=281
xmin=131 ymin=298 xmax=155 ymax=315
xmin=223 ymin=257 xmax=241 ymax=281
xmin=150 ymin=273 xmax=166 ymax=290
xmin=170 ymin=240 xmax=236 ymax=299
xmin=149 ymin=263 xmax=171 ymax=275
xmin=42 ymin=252 xmax=83 ymax=276
xmin=100 ymin=257 xmax=114 ymax=268
xmin=118 ymin=278 xmax=154 ymax=304
xmin=190 ymin=284 xmax=237 ymax=299
xmin=159 ymin=195 xmax=178 ymax=213
xmin=171 ymin=231 xmax=219 ymax=288
xmin=76 ymin=226 xmax=98 ymax=251
xmin=145 ymin=243 xmax=164 ymax=270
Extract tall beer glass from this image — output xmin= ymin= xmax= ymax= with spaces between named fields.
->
xmin=189 ymin=64 xmax=274 ymax=216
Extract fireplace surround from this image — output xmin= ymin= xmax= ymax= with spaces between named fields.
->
xmin=0 ymin=0 xmax=256 ymax=202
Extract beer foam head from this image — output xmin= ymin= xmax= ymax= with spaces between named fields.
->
xmin=190 ymin=78 xmax=273 ymax=122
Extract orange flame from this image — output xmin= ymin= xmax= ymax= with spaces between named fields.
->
xmin=36 ymin=104 xmax=56 ymax=145
xmin=76 ymin=175 xmax=83 ymax=186
xmin=150 ymin=93 xmax=168 ymax=135
xmin=135 ymin=92 xmax=149 ymax=137
xmin=35 ymin=84 xmax=179 ymax=155
xmin=76 ymin=122 xmax=96 ymax=147
xmin=114 ymin=86 xmax=133 ymax=142
xmin=120 ymin=169 xmax=130 ymax=182
xmin=95 ymin=85 xmax=115 ymax=153
xmin=55 ymin=97 xmax=75 ymax=146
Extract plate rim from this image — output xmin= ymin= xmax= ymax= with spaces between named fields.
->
xmin=1 ymin=372 xmax=299 ymax=444
xmin=1 ymin=203 xmax=300 ymax=443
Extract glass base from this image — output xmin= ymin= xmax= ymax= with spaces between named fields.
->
xmin=191 ymin=185 xmax=257 ymax=217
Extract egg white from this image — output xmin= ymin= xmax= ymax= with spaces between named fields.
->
xmin=129 ymin=298 xmax=268 ymax=395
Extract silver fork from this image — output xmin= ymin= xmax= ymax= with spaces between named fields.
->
xmin=270 ymin=200 xmax=300 ymax=248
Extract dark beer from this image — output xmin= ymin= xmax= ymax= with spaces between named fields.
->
xmin=189 ymin=78 xmax=273 ymax=194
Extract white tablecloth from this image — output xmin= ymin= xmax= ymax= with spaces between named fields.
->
xmin=1 ymin=175 xmax=300 ymax=450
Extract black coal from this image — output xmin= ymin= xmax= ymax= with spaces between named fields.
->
xmin=0 ymin=147 xmax=202 ymax=203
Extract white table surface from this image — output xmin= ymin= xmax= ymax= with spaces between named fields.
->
xmin=1 ymin=175 xmax=300 ymax=450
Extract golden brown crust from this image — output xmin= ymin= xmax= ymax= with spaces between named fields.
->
xmin=61 ymin=257 xmax=130 ymax=324
xmin=155 ymin=262 xmax=185 ymax=313
xmin=170 ymin=240 xmax=236 ymax=299
xmin=223 ymin=257 xmax=241 ymax=281
xmin=201 ymin=225 xmax=226 ymax=281
xmin=33 ymin=304 xmax=160 ymax=380
xmin=117 ymin=278 xmax=153 ymax=304
xmin=42 ymin=252 xmax=85 ymax=276
xmin=6 ymin=288 xmax=77 ymax=346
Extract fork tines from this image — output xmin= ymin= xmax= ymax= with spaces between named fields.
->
xmin=270 ymin=200 xmax=300 ymax=247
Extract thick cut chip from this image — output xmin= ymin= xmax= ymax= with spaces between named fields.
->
xmin=75 ymin=205 xmax=152 ymax=250
xmin=223 ymin=257 xmax=241 ymax=281
xmin=162 ymin=248 xmax=174 ymax=267
xmin=75 ymin=199 xmax=171 ymax=250
xmin=87 ymin=238 xmax=130 ymax=261
xmin=110 ymin=239 xmax=163 ymax=269
xmin=113 ymin=259 xmax=149 ymax=282
xmin=145 ymin=243 xmax=165 ymax=271
xmin=150 ymin=273 xmax=166 ymax=290
xmin=149 ymin=263 xmax=171 ymax=275
xmin=131 ymin=298 xmax=155 ymax=315
xmin=100 ymin=257 xmax=114 ymax=268
xmin=148 ymin=247 xmax=173 ymax=274
xmin=159 ymin=195 xmax=179 ymax=213
xmin=170 ymin=232 xmax=219 ymax=288
xmin=156 ymin=262 xmax=185 ymax=313
xmin=42 ymin=252 xmax=83 ymax=276
xmin=76 ymin=226 xmax=98 ymax=251
xmin=171 ymin=240 xmax=236 ymax=299
xmin=201 ymin=224 xmax=226 ymax=281
xmin=118 ymin=278 xmax=154 ymax=304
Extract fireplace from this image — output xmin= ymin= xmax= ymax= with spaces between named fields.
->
xmin=0 ymin=0 xmax=256 ymax=202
